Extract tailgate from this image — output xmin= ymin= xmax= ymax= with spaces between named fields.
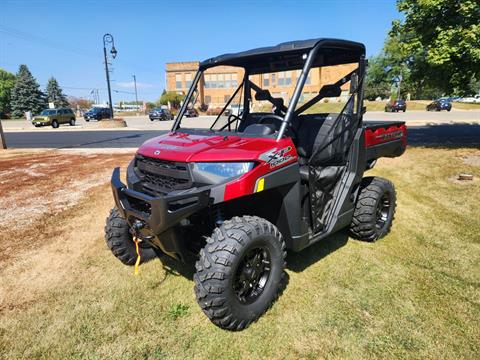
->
xmin=363 ymin=121 xmax=407 ymax=160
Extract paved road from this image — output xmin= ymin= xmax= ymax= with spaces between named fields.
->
xmin=4 ymin=123 xmax=479 ymax=149
xmin=3 ymin=110 xmax=480 ymax=131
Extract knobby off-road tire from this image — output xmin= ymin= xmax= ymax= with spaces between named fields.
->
xmin=349 ymin=177 xmax=396 ymax=242
xmin=104 ymin=207 xmax=157 ymax=265
xmin=194 ymin=216 xmax=287 ymax=331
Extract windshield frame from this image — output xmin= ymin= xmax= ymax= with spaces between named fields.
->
xmin=171 ymin=42 xmax=366 ymax=141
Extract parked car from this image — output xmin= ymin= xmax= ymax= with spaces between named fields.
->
xmin=32 ymin=108 xmax=76 ymax=128
xmin=185 ymin=108 xmax=198 ymax=118
xmin=458 ymin=95 xmax=480 ymax=103
xmin=83 ymin=107 xmax=112 ymax=121
xmin=385 ymin=99 xmax=407 ymax=112
xmin=426 ymin=99 xmax=452 ymax=111
xmin=149 ymin=108 xmax=174 ymax=121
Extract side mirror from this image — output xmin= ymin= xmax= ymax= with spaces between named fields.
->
xmin=318 ymin=84 xmax=342 ymax=98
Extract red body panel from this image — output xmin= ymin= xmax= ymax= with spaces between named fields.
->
xmin=137 ymin=131 xmax=298 ymax=202
xmin=364 ymin=124 xmax=407 ymax=148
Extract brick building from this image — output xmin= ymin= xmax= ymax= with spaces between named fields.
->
xmin=166 ymin=61 xmax=357 ymax=108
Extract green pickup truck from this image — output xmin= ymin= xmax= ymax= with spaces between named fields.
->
xmin=32 ymin=108 xmax=76 ymax=128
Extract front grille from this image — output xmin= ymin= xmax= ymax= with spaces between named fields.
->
xmin=135 ymin=155 xmax=192 ymax=194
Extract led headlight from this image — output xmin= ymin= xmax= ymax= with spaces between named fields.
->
xmin=193 ymin=162 xmax=255 ymax=184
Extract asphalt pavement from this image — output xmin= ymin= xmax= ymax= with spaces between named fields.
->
xmin=2 ymin=111 xmax=479 ymax=149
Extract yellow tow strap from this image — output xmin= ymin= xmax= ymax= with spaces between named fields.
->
xmin=133 ymin=236 xmax=141 ymax=275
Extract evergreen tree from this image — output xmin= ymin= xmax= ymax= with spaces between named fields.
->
xmin=46 ymin=77 xmax=69 ymax=108
xmin=11 ymin=65 xmax=46 ymax=118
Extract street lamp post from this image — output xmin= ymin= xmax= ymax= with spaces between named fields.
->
xmin=133 ymin=75 xmax=139 ymax=114
xmin=103 ymin=33 xmax=117 ymax=119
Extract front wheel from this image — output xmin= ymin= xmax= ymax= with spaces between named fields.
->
xmin=349 ymin=177 xmax=396 ymax=242
xmin=194 ymin=216 xmax=286 ymax=331
xmin=51 ymin=120 xmax=59 ymax=128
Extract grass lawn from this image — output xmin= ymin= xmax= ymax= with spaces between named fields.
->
xmin=0 ymin=148 xmax=479 ymax=359
xmin=452 ymin=102 xmax=480 ymax=110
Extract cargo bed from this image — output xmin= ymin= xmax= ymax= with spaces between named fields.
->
xmin=363 ymin=120 xmax=407 ymax=161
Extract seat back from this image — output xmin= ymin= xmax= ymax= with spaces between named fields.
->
xmin=294 ymin=113 xmax=339 ymax=164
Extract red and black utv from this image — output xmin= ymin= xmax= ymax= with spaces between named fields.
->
xmin=105 ymin=38 xmax=407 ymax=331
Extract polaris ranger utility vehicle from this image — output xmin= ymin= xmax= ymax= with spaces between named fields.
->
xmin=105 ymin=38 xmax=407 ymax=331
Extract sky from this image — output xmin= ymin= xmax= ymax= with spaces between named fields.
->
xmin=1 ymin=0 xmax=400 ymax=103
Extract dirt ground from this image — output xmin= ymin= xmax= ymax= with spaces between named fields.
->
xmin=0 ymin=150 xmax=133 ymax=311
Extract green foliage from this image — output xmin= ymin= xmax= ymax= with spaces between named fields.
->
xmin=11 ymin=65 xmax=46 ymax=118
xmin=0 ymin=68 xmax=16 ymax=117
xmin=391 ymin=0 xmax=480 ymax=96
xmin=365 ymin=56 xmax=393 ymax=100
xmin=145 ymin=102 xmax=156 ymax=111
xmin=46 ymin=77 xmax=69 ymax=108
xmin=168 ymin=303 xmax=189 ymax=320
xmin=158 ymin=91 xmax=185 ymax=109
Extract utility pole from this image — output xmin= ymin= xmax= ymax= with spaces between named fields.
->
xmin=133 ymin=75 xmax=139 ymax=114
xmin=102 ymin=33 xmax=117 ymax=119
xmin=0 ymin=118 xmax=6 ymax=149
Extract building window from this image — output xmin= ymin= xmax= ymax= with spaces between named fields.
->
xmin=175 ymin=74 xmax=182 ymax=89
xmin=278 ymin=71 xmax=292 ymax=86
xmin=205 ymin=95 xmax=211 ymax=104
xmin=263 ymin=74 xmax=269 ymax=87
xmin=225 ymin=74 xmax=231 ymax=88
xmin=185 ymin=73 xmax=192 ymax=89
xmin=218 ymin=74 xmax=225 ymax=88
xmin=204 ymin=73 xmax=238 ymax=89
xmin=296 ymin=70 xmax=311 ymax=85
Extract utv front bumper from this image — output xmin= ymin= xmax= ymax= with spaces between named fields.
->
xmin=111 ymin=167 xmax=211 ymax=260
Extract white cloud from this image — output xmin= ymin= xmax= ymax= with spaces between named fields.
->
xmin=117 ymin=81 xmax=155 ymax=89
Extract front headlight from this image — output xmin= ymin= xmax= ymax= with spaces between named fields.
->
xmin=193 ymin=162 xmax=255 ymax=183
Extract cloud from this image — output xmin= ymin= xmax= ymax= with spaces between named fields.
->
xmin=117 ymin=81 xmax=155 ymax=89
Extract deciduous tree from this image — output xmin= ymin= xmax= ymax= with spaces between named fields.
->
xmin=391 ymin=0 xmax=480 ymax=96
xmin=0 ymin=68 xmax=16 ymax=117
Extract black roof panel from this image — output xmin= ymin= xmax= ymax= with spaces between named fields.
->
xmin=199 ymin=38 xmax=365 ymax=73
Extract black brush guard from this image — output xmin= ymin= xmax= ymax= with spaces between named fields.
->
xmin=111 ymin=167 xmax=211 ymax=260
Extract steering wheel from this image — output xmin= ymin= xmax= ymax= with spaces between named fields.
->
xmin=259 ymin=114 xmax=297 ymax=138
xmin=258 ymin=114 xmax=284 ymax=129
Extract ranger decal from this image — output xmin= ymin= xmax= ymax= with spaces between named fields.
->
xmin=260 ymin=146 xmax=295 ymax=168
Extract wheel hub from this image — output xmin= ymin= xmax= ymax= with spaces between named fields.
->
xmin=376 ymin=193 xmax=391 ymax=230
xmin=233 ymin=246 xmax=271 ymax=304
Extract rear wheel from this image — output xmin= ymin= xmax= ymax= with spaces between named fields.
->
xmin=194 ymin=216 xmax=286 ymax=331
xmin=104 ymin=207 xmax=157 ymax=265
xmin=349 ymin=177 xmax=396 ymax=242
xmin=69 ymin=118 xmax=75 ymax=126
xmin=51 ymin=120 xmax=59 ymax=128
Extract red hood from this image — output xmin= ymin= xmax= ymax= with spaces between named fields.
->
xmin=137 ymin=131 xmax=288 ymax=162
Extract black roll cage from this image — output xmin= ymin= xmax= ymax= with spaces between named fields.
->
xmin=172 ymin=39 xmax=366 ymax=142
